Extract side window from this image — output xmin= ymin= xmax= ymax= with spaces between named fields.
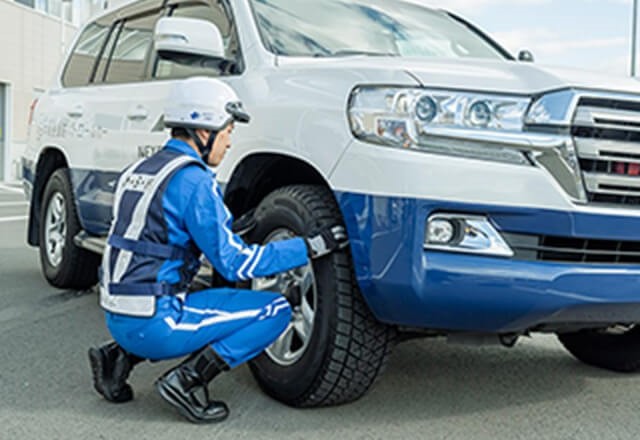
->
xmin=154 ymin=2 xmax=242 ymax=79
xmin=102 ymin=13 xmax=160 ymax=84
xmin=62 ymin=22 xmax=110 ymax=87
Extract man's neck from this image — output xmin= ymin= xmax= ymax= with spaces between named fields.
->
xmin=175 ymin=136 xmax=201 ymax=156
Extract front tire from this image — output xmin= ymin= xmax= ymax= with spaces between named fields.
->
xmin=248 ymin=185 xmax=396 ymax=407
xmin=38 ymin=168 xmax=100 ymax=289
xmin=558 ymin=326 xmax=640 ymax=372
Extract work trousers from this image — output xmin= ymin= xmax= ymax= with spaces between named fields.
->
xmin=106 ymin=288 xmax=291 ymax=367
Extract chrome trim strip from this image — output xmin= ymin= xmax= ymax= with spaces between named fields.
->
xmin=421 ymin=126 xmax=566 ymax=149
xmin=575 ymin=138 xmax=640 ymax=161
xmin=527 ymin=89 xmax=640 ymax=127
xmin=420 ymin=126 xmax=587 ymax=201
xmin=584 ymin=172 xmax=640 ymax=193
xmin=575 ymin=106 xmax=640 ymax=131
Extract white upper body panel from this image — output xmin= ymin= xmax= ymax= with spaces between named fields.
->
xmin=23 ymin=0 xmax=640 ymax=219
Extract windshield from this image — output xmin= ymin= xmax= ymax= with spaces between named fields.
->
xmin=249 ymin=0 xmax=508 ymax=60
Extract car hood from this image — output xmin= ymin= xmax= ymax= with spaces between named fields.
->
xmin=279 ymin=56 xmax=640 ymax=96
xmin=402 ymin=58 xmax=640 ymax=96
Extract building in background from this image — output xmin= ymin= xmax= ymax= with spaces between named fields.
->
xmin=0 ymin=0 xmax=128 ymax=181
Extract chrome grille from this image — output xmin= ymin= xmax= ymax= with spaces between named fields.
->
xmin=573 ymin=97 xmax=640 ymax=206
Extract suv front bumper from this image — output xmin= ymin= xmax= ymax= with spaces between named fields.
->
xmin=336 ymin=191 xmax=640 ymax=333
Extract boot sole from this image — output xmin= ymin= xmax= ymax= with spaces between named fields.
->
xmin=88 ymin=347 xmax=133 ymax=403
xmin=155 ymin=378 xmax=229 ymax=424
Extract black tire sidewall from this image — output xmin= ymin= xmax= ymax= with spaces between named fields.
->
xmin=247 ymin=187 xmax=343 ymax=403
xmin=558 ymin=327 xmax=640 ymax=372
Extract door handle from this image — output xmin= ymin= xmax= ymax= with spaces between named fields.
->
xmin=127 ymin=106 xmax=148 ymax=121
xmin=67 ymin=104 xmax=84 ymax=118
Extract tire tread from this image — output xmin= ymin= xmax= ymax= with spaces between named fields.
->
xmin=40 ymin=168 xmax=100 ymax=289
xmin=558 ymin=328 xmax=640 ymax=373
xmin=261 ymin=185 xmax=396 ymax=407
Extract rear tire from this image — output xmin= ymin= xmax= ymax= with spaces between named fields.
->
xmin=558 ymin=326 xmax=640 ymax=372
xmin=38 ymin=168 xmax=100 ymax=289
xmin=248 ymin=184 xmax=396 ymax=407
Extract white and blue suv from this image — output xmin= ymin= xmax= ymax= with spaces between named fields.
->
xmin=22 ymin=0 xmax=640 ymax=406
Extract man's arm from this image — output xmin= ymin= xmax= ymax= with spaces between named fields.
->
xmin=184 ymin=178 xmax=309 ymax=282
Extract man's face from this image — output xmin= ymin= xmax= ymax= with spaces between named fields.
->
xmin=197 ymin=123 xmax=234 ymax=166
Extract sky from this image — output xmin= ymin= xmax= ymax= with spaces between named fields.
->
xmin=417 ymin=0 xmax=634 ymax=76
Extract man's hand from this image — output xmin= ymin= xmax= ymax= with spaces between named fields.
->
xmin=305 ymin=225 xmax=349 ymax=259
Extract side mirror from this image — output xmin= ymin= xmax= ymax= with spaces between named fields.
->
xmin=154 ymin=17 xmax=225 ymax=61
xmin=518 ymin=50 xmax=534 ymax=63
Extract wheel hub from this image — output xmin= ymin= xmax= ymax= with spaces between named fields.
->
xmin=252 ymin=229 xmax=317 ymax=366
xmin=44 ymin=192 xmax=66 ymax=267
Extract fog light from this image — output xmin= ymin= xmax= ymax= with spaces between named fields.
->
xmin=425 ymin=214 xmax=513 ymax=257
xmin=427 ymin=219 xmax=456 ymax=244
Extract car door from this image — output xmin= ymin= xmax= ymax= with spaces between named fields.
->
xmin=89 ymin=6 xmax=167 ymax=169
xmin=77 ymin=3 xmax=166 ymax=234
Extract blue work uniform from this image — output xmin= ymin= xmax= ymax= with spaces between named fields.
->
xmin=100 ymin=139 xmax=309 ymax=367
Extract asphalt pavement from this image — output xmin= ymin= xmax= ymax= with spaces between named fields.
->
xmin=1 ymin=183 xmax=639 ymax=440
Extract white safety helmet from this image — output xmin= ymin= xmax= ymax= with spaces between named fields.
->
xmin=164 ymin=76 xmax=250 ymax=131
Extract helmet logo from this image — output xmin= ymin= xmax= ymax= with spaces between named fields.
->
xmin=190 ymin=111 xmax=200 ymax=120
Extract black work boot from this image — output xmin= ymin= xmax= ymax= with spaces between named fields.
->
xmin=155 ymin=346 xmax=230 ymax=423
xmin=88 ymin=342 xmax=143 ymax=403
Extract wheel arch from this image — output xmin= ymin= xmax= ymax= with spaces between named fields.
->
xmin=223 ymin=152 xmax=369 ymax=293
xmin=223 ymin=152 xmax=333 ymax=217
xmin=28 ymin=146 xmax=70 ymax=246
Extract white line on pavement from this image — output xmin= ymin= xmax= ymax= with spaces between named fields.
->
xmin=0 ymin=216 xmax=28 ymax=223
xmin=0 ymin=184 xmax=23 ymax=194
xmin=0 ymin=202 xmax=28 ymax=207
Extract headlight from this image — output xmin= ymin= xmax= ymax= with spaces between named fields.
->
xmin=349 ymin=86 xmax=532 ymax=164
xmin=348 ymin=86 xmax=588 ymax=202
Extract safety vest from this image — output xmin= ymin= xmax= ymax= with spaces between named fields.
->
xmin=100 ymin=149 xmax=206 ymax=317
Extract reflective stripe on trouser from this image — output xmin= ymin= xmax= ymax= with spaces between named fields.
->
xmin=105 ymin=288 xmax=292 ymax=368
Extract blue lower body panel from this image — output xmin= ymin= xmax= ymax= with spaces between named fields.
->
xmin=335 ymin=191 xmax=640 ymax=332
xmin=21 ymin=162 xmax=118 ymax=237
xmin=69 ymin=169 xmax=119 ymax=236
